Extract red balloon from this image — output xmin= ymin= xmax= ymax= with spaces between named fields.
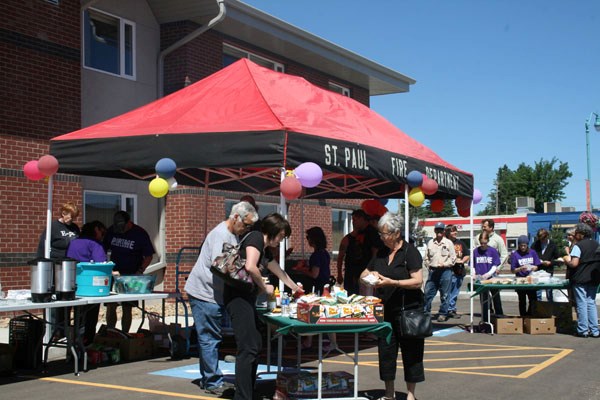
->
xmin=38 ymin=155 xmax=59 ymax=176
xmin=421 ymin=178 xmax=438 ymax=195
xmin=455 ymin=196 xmax=472 ymax=210
xmin=458 ymin=207 xmax=470 ymax=217
xmin=23 ymin=160 xmax=45 ymax=180
xmin=280 ymin=176 xmax=302 ymax=200
xmin=430 ymin=199 xmax=445 ymax=213
xmin=361 ymin=199 xmax=380 ymax=216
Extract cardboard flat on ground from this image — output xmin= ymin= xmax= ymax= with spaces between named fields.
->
xmin=492 ymin=316 xmax=523 ymax=335
xmin=94 ymin=336 xmax=154 ymax=362
xmin=524 ymin=317 xmax=556 ymax=335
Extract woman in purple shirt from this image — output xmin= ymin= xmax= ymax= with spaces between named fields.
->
xmin=66 ymin=220 xmax=107 ymax=344
xmin=510 ymin=235 xmax=541 ymax=316
xmin=472 ymin=232 xmax=501 ymax=323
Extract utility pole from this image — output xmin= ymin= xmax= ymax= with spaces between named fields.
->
xmin=495 ymin=181 xmax=499 ymax=215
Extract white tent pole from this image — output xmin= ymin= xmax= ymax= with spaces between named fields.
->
xmin=404 ymin=186 xmax=409 ymax=240
xmin=469 ymin=202 xmax=474 ymax=332
xmin=279 ymin=169 xmax=287 ymax=294
xmin=44 ymin=175 xmax=53 ymax=259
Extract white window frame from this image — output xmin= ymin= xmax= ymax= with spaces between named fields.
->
xmin=82 ymin=8 xmax=136 ymax=80
xmin=223 ymin=43 xmax=284 ymax=72
xmin=331 ymin=208 xmax=353 ymax=255
xmin=328 ymin=81 xmax=350 ymax=97
xmin=83 ymin=190 xmax=138 ymax=225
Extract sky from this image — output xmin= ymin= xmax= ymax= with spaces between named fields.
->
xmin=241 ymin=0 xmax=600 ymax=214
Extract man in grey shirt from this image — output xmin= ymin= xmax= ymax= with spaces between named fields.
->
xmin=184 ymin=201 xmax=258 ymax=395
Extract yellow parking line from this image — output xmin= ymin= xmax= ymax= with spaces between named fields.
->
xmin=425 ymin=353 xmax=563 ymax=362
xmin=39 ymin=377 xmax=213 ymax=399
xmin=516 ymin=349 xmax=573 ymax=378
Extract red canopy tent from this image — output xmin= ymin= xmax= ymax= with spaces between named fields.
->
xmin=50 ymin=59 xmax=472 ymax=199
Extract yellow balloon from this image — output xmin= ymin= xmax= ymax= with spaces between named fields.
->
xmin=408 ymin=187 xmax=425 ymax=207
xmin=149 ymin=177 xmax=169 ymax=198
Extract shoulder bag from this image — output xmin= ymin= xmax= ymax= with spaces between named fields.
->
xmin=210 ymin=233 xmax=254 ymax=292
xmin=393 ymin=245 xmax=433 ymax=339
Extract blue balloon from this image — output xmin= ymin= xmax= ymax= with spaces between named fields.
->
xmin=378 ymin=198 xmax=388 ymax=206
xmin=155 ymin=158 xmax=177 ymax=179
xmin=407 ymin=170 xmax=423 ymax=187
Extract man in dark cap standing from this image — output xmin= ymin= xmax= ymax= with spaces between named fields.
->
xmin=424 ymin=222 xmax=456 ymax=322
xmin=104 ymin=211 xmax=155 ymax=333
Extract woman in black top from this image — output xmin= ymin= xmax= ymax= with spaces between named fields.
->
xmin=224 ymin=213 xmax=291 ymax=400
xmin=360 ymin=212 xmax=424 ymax=400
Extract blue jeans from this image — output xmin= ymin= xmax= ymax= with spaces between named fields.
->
xmin=573 ymin=283 xmax=600 ymax=336
xmin=448 ymin=274 xmax=464 ymax=313
xmin=189 ymin=296 xmax=225 ymax=389
xmin=424 ymin=268 xmax=453 ymax=315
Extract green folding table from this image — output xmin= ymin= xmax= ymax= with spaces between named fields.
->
xmin=261 ymin=313 xmax=392 ymax=400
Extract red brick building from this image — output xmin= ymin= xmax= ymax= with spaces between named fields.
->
xmin=0 ymin=0 xmax=414 ymax=296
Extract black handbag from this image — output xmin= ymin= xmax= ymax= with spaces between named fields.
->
xmin=394 ymin=246 xmax=432 ymax=339
xmin=396 ymin=306 xmax=433 ymax=339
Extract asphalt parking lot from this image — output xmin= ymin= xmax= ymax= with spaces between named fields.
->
xmin=1 ymin=297 xmax=599 ymax=400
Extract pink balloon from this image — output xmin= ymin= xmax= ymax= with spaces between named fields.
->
xmin=38 ymin=155 xmax=59 ymax=176
xmin=421 ymin=178 xmax=438 ymax=195
xmin=23 ymin=160 xmax=45 ymax=180
xmin=281 ymin=176 xmax=303 ymax=200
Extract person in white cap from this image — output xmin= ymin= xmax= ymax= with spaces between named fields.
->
xmin=423 ymin=222 xmax=456 ymax=322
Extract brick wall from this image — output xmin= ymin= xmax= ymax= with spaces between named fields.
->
xmin=0 ymin=0 xmax=82 ymax=297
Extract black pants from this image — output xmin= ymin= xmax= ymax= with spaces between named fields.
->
xmin=379 ymin=311 xmax=425 ymax=383
xmin=490 ymin=289 xmax=504 ymax=315
xmin=226 ymin=296 xmax=262 ymax=400
xmin=516 ymin=290 xmax=537 ymax=316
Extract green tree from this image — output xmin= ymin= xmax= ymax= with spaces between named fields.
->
xmin=479 ymin=157 xmax=572 ymax=215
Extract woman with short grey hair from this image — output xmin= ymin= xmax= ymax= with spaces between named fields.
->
xmin=361 ymin=211 xmax=425 ymax=400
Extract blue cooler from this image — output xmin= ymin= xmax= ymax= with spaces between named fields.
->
xmin=76 ymin=262 xmax=114 ymax=297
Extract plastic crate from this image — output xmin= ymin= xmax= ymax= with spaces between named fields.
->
xmin=9 ymin=315 xmax=44 ymax=369
xmin=114 ymin=275 xmax=156 ymax=294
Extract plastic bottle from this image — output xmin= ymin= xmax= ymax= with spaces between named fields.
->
xmin=274 ymin=287 xmax=281 ymax=306
xmin=281 ymin=292 xmax=290 ymax=317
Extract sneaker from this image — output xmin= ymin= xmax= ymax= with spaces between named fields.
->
xmin=575 ymin=332 xmax=589 ymax=338
xmin=224 ymin=355 xmax=236 ymax=363
xmin=447 ymin=311 xmax=457 ymax=318
xmin=437 ymin=315 xmax=449 ymax=322
xmin=205 ymin=382 xmax=235 ymax=396
xmin=591 ymin=334 xmax=600 ymax=338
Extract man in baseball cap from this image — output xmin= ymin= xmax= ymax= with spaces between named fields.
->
xmin=424 ymin=221 xmax=457 ymax=322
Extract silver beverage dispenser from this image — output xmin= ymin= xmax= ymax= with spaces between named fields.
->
xmin=55 ymin=258 xmax=77 ymax=300
xmin=29 ymin=258 xmax=54 ymax=303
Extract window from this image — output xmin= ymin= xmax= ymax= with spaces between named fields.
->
xmin=83 ymin=191 xmax=137 ymax=228
xmin=328 ymin=82 xmax=350 ymax=97
xmin=223 ymin=44 xmax=284 ymax=72
xmin=83 ymin=8 xmax=135 ymax=78
xmin=331 ymin=209 xmax=353 ymax=254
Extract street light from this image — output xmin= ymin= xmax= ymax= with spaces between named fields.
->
xmin=585 ymin=111 xmax=600 ymax=211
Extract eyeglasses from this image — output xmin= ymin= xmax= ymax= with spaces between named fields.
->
xmin=378 ymin=231 xmax=394 ymax=237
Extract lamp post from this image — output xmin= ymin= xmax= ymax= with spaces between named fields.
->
xmin=585 ymin=111 xmax=600 ymax=211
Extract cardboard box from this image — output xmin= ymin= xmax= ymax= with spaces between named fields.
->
xmin=524 ymin=317 xmax=556 ymax=334
xmin=275 ymin=371 xmax=353 ymax=399
xmin=492 ymin=316 xmax=523 ymax=334
xmin=296 ymin=302 xmax=384 ymax=324
xmin=534 ymin=301 xmax=575 ymax=333
xmin=94 ymin=336 xmax=155 ymax=362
